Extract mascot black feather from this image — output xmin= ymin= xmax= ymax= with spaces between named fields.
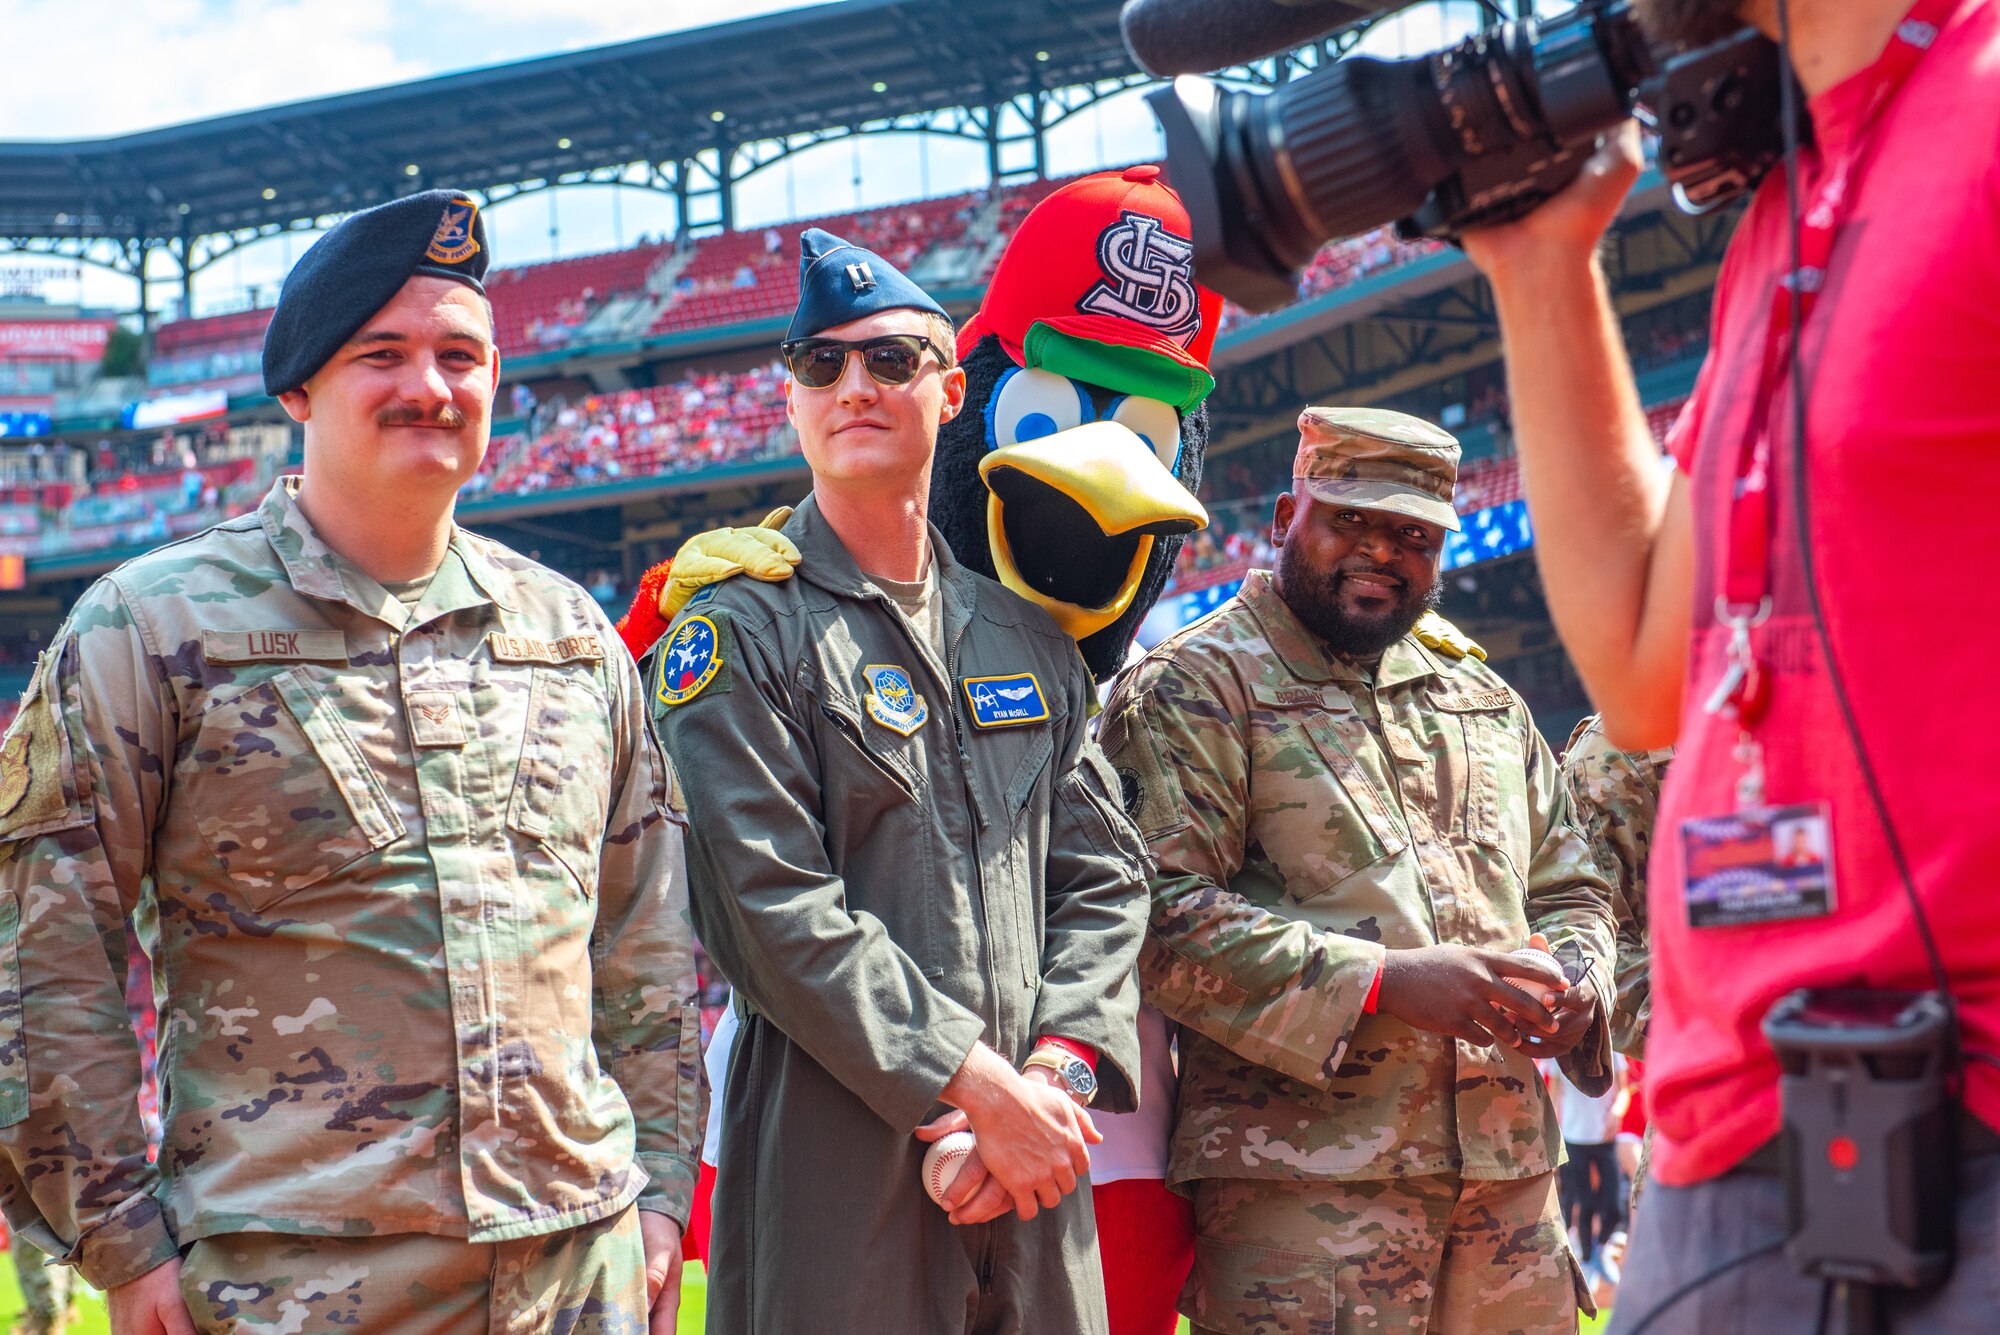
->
xmin=931 ymin=165 xmax=1222 ymax=681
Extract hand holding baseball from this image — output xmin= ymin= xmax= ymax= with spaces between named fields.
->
xmin=926 ymin=1044 xmax=1100 ymax=1225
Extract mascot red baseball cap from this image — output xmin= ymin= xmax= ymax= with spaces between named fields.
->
xmin=958 ymin=165 xmax=1224 ymax=412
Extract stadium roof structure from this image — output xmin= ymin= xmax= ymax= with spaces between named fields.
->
xmin=0 ymin=0 xmax=1142 ymax=255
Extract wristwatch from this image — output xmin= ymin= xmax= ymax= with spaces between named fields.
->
xmin=1022 ymin=1048 xmax=1097 ymax=1106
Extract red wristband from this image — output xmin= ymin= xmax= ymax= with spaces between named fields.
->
xmin=1036 ymin=1035 xmax=1098 ymax=1072
xmin=1362 ymin=962 xmax=1384 ymax=1015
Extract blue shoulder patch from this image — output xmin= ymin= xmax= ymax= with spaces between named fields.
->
xmin=962 ymin=672 xmax=1049 ymax=728
xmin=656 ymin=614 xmax=726 ymax=708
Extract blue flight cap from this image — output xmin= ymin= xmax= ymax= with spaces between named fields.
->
xmin=786 ymin=227 xmax=948 ymax=342
xmin=263 ymin=189 xmax=490 ymax=397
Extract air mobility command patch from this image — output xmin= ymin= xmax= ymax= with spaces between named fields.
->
xmin=655 ymin=614 xmax=729 ymax=710
xmin=862 ymin=664 xmax=928 ymax=736
xmin=962 ymin=672 xmax=1049 ymax=728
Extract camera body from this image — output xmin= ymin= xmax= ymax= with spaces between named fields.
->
xmin=1763 ymin=989 xmax=1959 ymax=1291
xmin=1147 ymin=0 xmax=1796 ymax=309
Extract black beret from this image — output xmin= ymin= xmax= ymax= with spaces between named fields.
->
xmin=786 ymin=227 xmax=948 ymax=343
xmin=263 ymin=189 xmax=490 ymax=396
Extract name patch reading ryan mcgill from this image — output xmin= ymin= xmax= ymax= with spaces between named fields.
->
xmin=962 ymin=672 xmax=1049 ymax=728
xmin=487 ymin=632 xmax=605 ymax=665
xmin=201 ymin=629 xmax=349 ymax=663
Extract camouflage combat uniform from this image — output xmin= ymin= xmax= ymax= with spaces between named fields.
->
xmin=1563 ymin=714 xmax=1671 ymax=1211
xmin=0 ymin=478 xmax=702 ymax=1332
xmin=1561 ymin=715 xmax=1671 ymax=1060
xmin=8 ymin=1236 xmax=72 ymax=1335
xmin=1099 ymin=568 xmax=1615 ymax=1335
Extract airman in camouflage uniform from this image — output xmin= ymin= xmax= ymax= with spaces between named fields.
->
xmin=1561 ymin=715 xmax=1671 ymax=1059
xmin=1099 ymin=408 xmax=1616 ymax=1335
xmin=0 ymin=192 xmax=702 ymax=1334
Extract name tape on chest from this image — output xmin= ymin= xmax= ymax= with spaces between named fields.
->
xmin=962 ymin=672 xmax=1049 ymax=728
xmin=201 ymin=629 xmax=349 ymax=664
xmin=487 ymin=632 xmax=605 ymax=666
xmin=1428 ymin=687 xmax=1514 ymax=714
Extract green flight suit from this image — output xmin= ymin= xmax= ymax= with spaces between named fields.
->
xmin=651 ymin=496 xmax=1150 ymax=1335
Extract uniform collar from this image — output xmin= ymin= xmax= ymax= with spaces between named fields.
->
xmin=787 ymin=492 xmax=977 ymax=616
xmin=1238 ymin=568 xmax=1441 ymax=690
xmin=259 ymin=475 xmax=511 ymax=626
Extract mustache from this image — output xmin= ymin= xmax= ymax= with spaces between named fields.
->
xmin=1334 ymin=562 xmax=1407 ymax=589
xmin=376 ymin=403 xmax=470 ymax=428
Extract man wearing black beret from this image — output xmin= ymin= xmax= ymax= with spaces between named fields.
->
xmin=0 ymin=190 xmax=703 ymax=1334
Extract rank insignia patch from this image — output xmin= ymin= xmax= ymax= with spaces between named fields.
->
xmin=863 ymin=664 xmax=928 ymax=736
xmin=656 ymin=615 xmax=724 ymax=707
xmin=962 ymin=672 xmax=1048 ymax=728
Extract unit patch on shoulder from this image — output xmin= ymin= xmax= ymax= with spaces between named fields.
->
xmin=962 ymin=672 xmax=1048 ymax=728
xmin=655 ymin=615 xmax=726 ymax=708
xmin=862 ymin=664 xmax=928 ymax=736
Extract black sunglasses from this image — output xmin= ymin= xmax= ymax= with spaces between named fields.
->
xmin=781 ymin=334 xmax=944 ymax=389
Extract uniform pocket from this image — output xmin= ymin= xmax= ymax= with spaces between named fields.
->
xmin=183 ymin=669 xmax=403 ymax=911
xmin=1185 ymin=1233 xmax=1335 ymax=1335
xmin=0 ymin=889 xmax=25 ymax=1127
xmin=506 ymin=668 xmax=613 ymax=898
xmin=1248 ymin=697 xmax=1406 ymax=903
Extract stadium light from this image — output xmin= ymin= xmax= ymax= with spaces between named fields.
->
xmin=557 ymin=137 xmax=572 ymax=150
xmin=405 ymin=163 xmax=421 ymax=177
xmin=872 ymin=81 xmax=887 ymax=93
xmin=1036 ymin=50 xmax=1050 ymax=61
xmin=177 ymin=203 xmax=190 ymax=215
xmin=262 ymin=188 xmax=277 ymax=200
xmin=710 ymin=111 xmax=726 ymax=122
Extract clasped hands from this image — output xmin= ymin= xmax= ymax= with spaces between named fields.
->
xmin=1374 ymin=933 xmax=1599 ymax=1057
xmin=916 ymin=1042 xmax=1099 ymax=1228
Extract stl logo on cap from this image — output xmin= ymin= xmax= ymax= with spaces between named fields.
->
xmin=1078 ymin=209 xmax=1201 ymax=345
xmin=426 ymin=201 xmax=481 ymax=266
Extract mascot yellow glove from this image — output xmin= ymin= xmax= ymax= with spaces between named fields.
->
xmin=659 ymin=506 xmax=800 ymax=617
xmin=1413 ymin=610 xmax=1487 ymax=661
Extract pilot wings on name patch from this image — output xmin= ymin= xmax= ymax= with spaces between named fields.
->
xmin=962 ymin=672 xmax=1049 ymax=728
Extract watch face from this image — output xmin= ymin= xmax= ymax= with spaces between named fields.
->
xmin=1067 ymin=1059 xmax=1097 ymax=1098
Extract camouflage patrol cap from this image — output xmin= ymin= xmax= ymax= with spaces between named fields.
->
xmin=1293 ymin=406 xmax=1461 ymax=532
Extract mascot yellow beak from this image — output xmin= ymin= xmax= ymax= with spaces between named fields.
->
xmin=979 ymin=420 xmax=1208 ymax=641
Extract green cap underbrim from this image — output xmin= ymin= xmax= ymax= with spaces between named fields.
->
xmin=1022 ymin=322 xmax=1216 ymax=413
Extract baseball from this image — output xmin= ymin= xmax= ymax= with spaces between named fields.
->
xmin=921 ymin=1131 xmax=978 ymax=1209
xmin=1509 ymin=947 xmax=1564 ymax=982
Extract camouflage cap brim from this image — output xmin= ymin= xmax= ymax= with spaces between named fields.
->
xmin=1297 ymin=476 xmax=1461 ymax=531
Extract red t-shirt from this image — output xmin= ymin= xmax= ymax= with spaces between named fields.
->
xmin=1650 ymin=0 xmax=2000 ymax=1186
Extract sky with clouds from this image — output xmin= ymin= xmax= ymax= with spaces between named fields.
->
xmin=0 ymin=0 xmax=1493 ymax=316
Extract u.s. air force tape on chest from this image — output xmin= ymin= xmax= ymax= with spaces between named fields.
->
xmin=487 ymin=632 xmax=605 ymax=665
xmin=202 ymin=630 xmax=349 ymax=663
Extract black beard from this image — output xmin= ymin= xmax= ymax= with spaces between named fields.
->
xmin=1276 ymin=541 xmax=1441 ymax=659
xmin=1631 ymin=0 xmax=1750 ymax=46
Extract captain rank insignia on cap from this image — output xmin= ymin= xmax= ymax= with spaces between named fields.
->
xmin=656 ymin=615 xmax=724 ymax=707
xmin=863 ymin=665 xmax=928 ymax=735
xmin=962 ymin=673 xmax=1048 ymax=728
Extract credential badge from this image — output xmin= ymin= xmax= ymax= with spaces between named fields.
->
xmin=863 ymin=664 xmax=928 ymax=735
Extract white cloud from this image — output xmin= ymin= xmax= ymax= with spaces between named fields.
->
xmin=0 ymin=0 xmax=835 ymax=139
xmin=0 ymin=0 xmax=423 ymax=138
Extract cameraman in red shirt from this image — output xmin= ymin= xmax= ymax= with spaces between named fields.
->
xmin=1466 ymin=0 xmax=2000 ymax=1330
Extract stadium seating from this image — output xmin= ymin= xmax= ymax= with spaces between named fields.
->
xmin=485 ymin=240 xmax=669 ymax=356
xmin=647 ymin=192 xmax=981 ymax=337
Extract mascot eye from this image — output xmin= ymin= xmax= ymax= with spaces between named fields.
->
xmin=985 ymin=367 xmax=1090 ymax=451
xmin=1107 ymin=395 xmax=1184 ymax=473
